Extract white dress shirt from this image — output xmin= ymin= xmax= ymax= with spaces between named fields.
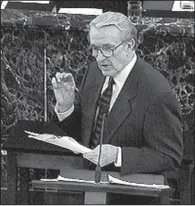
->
xmin=55 ymin=52 xmax=137 ymax=167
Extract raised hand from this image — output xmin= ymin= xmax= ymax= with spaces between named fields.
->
xmin=52 ymin=72 xmax=76 ymax=112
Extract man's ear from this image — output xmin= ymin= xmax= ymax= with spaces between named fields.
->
xmin=127 ymin=39 xmax=135 ymax=50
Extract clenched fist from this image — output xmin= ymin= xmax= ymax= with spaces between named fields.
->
xmin=52 ymin=72 xmax=75 ymax=112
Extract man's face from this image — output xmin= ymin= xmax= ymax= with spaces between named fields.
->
xmin=89 ymin=25 xmax=131 ymax=77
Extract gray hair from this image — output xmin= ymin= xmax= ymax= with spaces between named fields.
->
xmin=89 ymin=12 xmax=138 ymax=48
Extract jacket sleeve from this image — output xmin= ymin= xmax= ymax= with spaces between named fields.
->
xmin=121 ymin=89 xmax=183 ymax=175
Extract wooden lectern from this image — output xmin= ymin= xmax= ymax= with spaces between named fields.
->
xmin=3 ymin=120 xmax=171 ymax=204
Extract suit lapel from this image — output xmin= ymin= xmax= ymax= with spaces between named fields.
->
xmin=103 ymin=59 xmax=142 ymax=144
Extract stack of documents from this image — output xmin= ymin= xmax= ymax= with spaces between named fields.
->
xmin=41 ymin=175 xmax=108 ymax=184
xmin=107 ymin=175 xmax=170 ymax=189
xmin=40 ymin=174 xmax=170 ymax=189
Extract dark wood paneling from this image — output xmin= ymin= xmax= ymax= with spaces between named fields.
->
xmin=1 ymin=188 xmax=83 ymax=204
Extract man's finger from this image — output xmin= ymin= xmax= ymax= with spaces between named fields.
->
xmin=55 ymin=72 xmax=65 ymax=82
xmin=62 ymin=73 xmax=72 ymax=81
xmin=51 ymin=77 xmax=58 ymax=88
xmin=64 ymin=82 xmax=74 ymax=90
xmin=63 ymin=74 xmax=76 ymax=87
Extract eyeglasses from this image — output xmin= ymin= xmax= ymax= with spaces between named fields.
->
xmin=89 ymin=41 xmax=127 ymax=58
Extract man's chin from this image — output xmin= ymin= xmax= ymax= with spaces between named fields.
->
xmin=101 ymin=69 xmax=117 ymax=77
xmin=101 ymin=70 xmax=111 ymax=76
xmin=98 ymin=65 xmax=115 ymax=76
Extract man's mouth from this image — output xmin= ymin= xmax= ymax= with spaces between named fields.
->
xmin=100 ymin=64 xmax=110 ymax=67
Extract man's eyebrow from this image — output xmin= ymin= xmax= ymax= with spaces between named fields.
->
xmin=102 ymin=43 xmax=114 ymax=47
xmin=90 ymin=43 xmax=115 ymax=47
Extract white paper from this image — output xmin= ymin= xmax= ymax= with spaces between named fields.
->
xmin=58 ymin=8 xmax=103 ymax=15
xmin=57 ymin=175 xmax=108 ymax=184
xmin=40 ymin=175 xmax=169 ymax=189
xmin=40 ymin=178 xmax=58 ymax=182
xmin=172 ymin=1 xmax=194 ymax=11
xmin=25 ymin=130 xmax=91 ymax=154
xmin=108 ymin=175 xmax=170 ymax=189
xmin=41 ymin=175 xmax=108 ymax=184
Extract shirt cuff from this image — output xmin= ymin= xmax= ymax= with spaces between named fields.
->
xmin=55 ymin=103 xmax=74 ymax=122
xmin=114 ymin=147 xmax=122 ymax=167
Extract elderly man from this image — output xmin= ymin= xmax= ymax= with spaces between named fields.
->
xmin=52 ymin=12 xmax=183 ymax=204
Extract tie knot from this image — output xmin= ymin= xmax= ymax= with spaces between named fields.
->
xmin=108 ymin=77 xmax=115 ymax=86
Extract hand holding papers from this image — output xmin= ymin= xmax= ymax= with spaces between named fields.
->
xmin=25 ymin=130 xmax=91 ymax=154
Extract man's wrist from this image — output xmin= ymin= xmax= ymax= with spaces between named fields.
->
xmin=57 ymin=103 xmax=73 ymax=113
xmin=55 ymin=104 xmax=74 ymax=122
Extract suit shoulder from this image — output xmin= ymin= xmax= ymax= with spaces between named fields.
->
xmin=138 ymin=58 xmax=171 ymax=92
xmin=88 ymin=60 xmax=98 ymax=69
xmin=87 ymin=60 xmax=102 ymax=76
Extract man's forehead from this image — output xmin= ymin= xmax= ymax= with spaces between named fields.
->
xmin=90 ymin=25 xmax=120 ymax=35
xmin=89 ymin=25 xmax=121 ymax=44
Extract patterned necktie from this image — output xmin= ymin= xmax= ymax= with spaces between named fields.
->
xmin=90 ymin=77 xmax=115 ymax=149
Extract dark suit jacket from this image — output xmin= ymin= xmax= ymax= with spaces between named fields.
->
xmin=59 ymin=57 xmax=183 ymax=176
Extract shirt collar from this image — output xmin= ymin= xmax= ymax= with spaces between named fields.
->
xmin=106 ymin=52 xmax=137 ymax=88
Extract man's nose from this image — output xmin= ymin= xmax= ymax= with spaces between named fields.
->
xmin=95 ymin=50 xmax=106 ymax=61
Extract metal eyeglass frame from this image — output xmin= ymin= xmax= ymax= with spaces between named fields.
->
xmin=89 ymin=40 xmax=129 ymax=58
